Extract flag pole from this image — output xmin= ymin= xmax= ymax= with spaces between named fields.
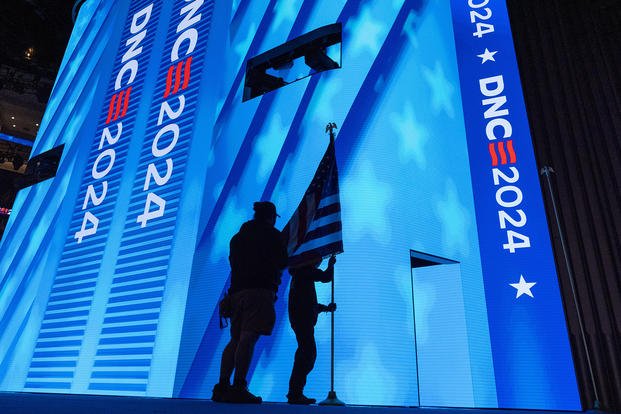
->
xmin=541 ymin=166 xmax=600 ymax=410
xmin=319 ymin=123 xmax=345 ymax=406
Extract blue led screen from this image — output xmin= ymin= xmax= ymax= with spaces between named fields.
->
xmin=0 ymin=0 xmax=580 ymax=409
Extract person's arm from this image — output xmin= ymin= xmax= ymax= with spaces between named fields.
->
xmin=315 ymin=255 xmax=336 ymax=283
xmin=316 ymin=302 xmax=337 ymax=313
xmin=275 ymin=229 xmax=288 ymax=270
xmin=269 ymin=229 xmax=288 ymax=291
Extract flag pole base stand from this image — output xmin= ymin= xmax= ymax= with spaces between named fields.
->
xmin=586 ymin=399 xmax=602 ymax=412
xmin=319 ymin=391 xmax=345 ymax=406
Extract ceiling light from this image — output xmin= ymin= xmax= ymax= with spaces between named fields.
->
xmin=25 ymin=47 xmax=35 ymax=61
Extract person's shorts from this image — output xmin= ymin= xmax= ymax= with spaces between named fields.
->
xmin=231 ymin=288 xmax=276 ymax=337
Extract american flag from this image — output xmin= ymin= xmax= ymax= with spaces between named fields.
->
xmin=283 ymin=140 xmax=343 ymax=267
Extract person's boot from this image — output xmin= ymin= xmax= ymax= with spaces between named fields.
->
xmin=229 ymin=381 xmax=262 ymax=404
xmin=287 ymin=391 xmax=316 ymax=405
xmin=211 ymin=382 xmax=232 ymax=402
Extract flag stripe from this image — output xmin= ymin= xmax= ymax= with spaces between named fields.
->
xmin=288 ymin=241 xmax=344 ymax=268
xmin=315 ymin=203 xmax=340 ymax=219
xmin=294 ymin=232 xmax=342 ymax=256
xmin=307 ymin=212 xmax=340 ymax=232
xmin=304 ymin=222 xmax=342 ymax=242
xmin=318 ymin=194 xmax=339 ymax=208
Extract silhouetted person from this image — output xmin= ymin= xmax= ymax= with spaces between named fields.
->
xmin=212 ymin=201 xmax=288 ymax=404
xmin=287 ymin=254 xmax=336 ymax=404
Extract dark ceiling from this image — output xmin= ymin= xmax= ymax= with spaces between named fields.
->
xmin=0 ymin=1 xmax=76 ymax=180
xmin=0 ymin=0 xmax=77 ymax=143
xmin=0 ymin=0 xmax=76 ymax=72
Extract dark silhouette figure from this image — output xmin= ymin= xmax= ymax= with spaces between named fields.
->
xmin=287 ymin=254 xmax=336 ymax=405
xmin=212 ymin=201 xmax=288 ymax=404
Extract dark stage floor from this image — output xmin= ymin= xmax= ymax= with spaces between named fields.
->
xmin=0 ymin=391 xmax=585 ymax=414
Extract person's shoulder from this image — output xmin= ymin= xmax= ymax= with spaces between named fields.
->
xmin=239 ymin=220 xmax=254 ymax=230
xmin=230 ymin=221 xmax=253 ymax=241
xmin=269 ymin=226 xmax=283 ymax=236
xmin=234 ymin=220 xmax=255 ymax=236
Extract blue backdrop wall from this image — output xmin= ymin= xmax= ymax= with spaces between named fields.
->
xmin=0 ymin=0 xmax=580 ymax=409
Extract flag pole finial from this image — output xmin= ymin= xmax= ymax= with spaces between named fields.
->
xmin=325 ymin=122 xmax=337 ymax=143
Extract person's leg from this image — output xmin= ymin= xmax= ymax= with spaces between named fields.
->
xmin=213 ymin=296 xmax=242 ymax=402
xmin=219 ymin=336 xmax=238 ymax=385
xmin=227 ymin=289 xmax=273 ymax=403
xmin=288 ymin=324 xmax=316 ymax=399
xmin=212 ymin=334 xmax=239 ymax=402
xmin=232 ymin=330 xmax=260 ymax=387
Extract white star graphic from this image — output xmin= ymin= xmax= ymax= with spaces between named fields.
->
xmin=212 ymin=179 xmax=225 ymax=200
xmin=390 ymin=102 xmax=429 ymax=168
xmin=343 ymin=344 xmax=397 ymax=406
xmin=510 ymin=275 xmax=536 ymax=299
xmin=234 ymin=22 xmax=256 ymax=60
xmin=270 ymin=0 xmax=298 ymax=32
xmin=422 ymin=61 xmax=455 ymax=118
xmin=342 ymin=161 xmax=393 ymax=244
xmin=478 ymin=48 xmax=497 ymax=64
xmin=232 ymin=0 xmax=241 ymax=14
xmin=214 ymin=97 xmax=226 ymax=121
xmin=256 ymin=113 xmax=286 ymax=180
xmin=374 ymin=74 xmax=386 ymax=93
xmin=435 ymin=180 xmax=471 ymax=257
xmin=211 ymin=196 xmax=247 ymax=261
xmin=205 ymin=149 xmax=215 ymax=169
xmin=347 ymin=5 xmax=386 ymax=56
xmin=312 ymin=77 xmax=342 ymax=123
xmin=392 ymin=0 xmax=405 ymax=10
xmin=402 ymin=10 xmax=420 ymax=48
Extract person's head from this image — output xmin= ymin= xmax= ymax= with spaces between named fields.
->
xmin=253 ymin=201 xmax=279 ymax=226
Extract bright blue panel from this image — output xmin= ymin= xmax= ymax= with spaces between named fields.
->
xmin=449 ymin=0 xmax=580 ymax=409
xmin=413 ymin=264 xmax=475 ymax=407
xmin=0 ymin=0 xmax=580 ymax=409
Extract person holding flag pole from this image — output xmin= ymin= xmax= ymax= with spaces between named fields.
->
xmin=281 ymin=122 xmax=345 ymax=406
xmin=287 ymin=253 xmax=337 ymax=405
